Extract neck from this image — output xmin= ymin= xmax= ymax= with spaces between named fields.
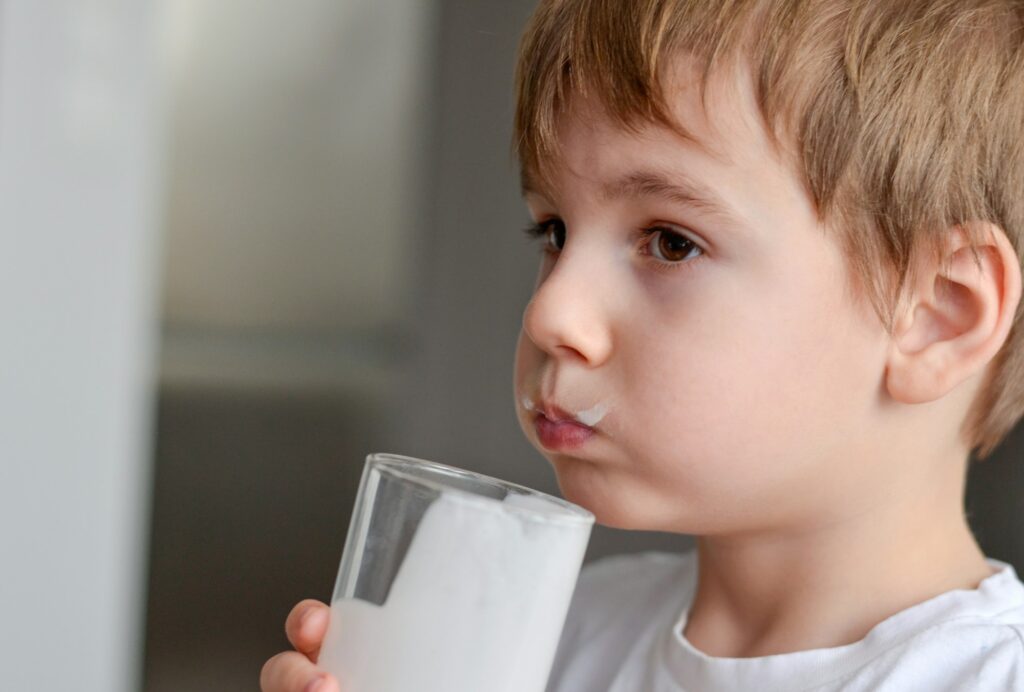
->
xmin=684 ymin=452 xmax=992 ymax=658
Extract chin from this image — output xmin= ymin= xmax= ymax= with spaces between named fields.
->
xmin=549 ymin=456 xmax=646 ymax=529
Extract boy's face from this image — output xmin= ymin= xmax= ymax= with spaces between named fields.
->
xmin=514 ymin=59 xmax=896 ymax=534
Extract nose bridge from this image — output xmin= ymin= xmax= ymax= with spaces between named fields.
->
xmin=523 ymin=244 xmax=613 ymax=364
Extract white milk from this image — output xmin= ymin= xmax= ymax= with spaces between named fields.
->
xmin=318 ymin=491 xmax=591 ymax=692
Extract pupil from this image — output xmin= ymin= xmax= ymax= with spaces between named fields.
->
xmin=551 ymin=223 xmax=566 ymax=249
xmin=660 ymin=232 xmax=689 ymax=260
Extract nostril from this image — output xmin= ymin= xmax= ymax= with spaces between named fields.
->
xmin=556 ymin=344 xmax=588 ymax=361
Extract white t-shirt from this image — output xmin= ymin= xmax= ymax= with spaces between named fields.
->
xmin=546 ymin=551 xmax=1024 ymax=691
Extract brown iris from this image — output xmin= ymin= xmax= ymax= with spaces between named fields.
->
xmin=652 ymin=229 xmax=695 ymax=262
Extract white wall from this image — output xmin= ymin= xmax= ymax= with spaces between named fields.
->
xmin=0 ymin=2 xmax=165 ymax=691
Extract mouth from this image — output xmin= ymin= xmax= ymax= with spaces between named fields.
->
xmin=533 ymin=412 xmax=595 ymax=450
xmin=521 ymin=395 xmax=602 ymax=450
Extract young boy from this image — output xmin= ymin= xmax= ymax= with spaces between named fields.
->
xmin=261 ymin=1 xmax=1024 ymax=690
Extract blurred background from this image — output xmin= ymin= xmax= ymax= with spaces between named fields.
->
xmin=2 ymin=1 xmax=1022 ymax=691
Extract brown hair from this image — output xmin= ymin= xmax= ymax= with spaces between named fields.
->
xmin=514 ymin=0 xmax=1024 ymax=459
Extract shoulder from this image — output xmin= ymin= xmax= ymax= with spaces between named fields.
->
xmin=841 ymin=563 xmax=1024 ymax=692
xmin=859 ymin=621 xmax=1024 ymax=690
xmin=545 ymin=551 xmax=695 ymax=692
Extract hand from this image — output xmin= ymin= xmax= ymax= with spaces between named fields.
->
xmin=260 ymin=599 xmax=340 ymax=692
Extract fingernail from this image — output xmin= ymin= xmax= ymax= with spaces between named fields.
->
xmin=304 ymin=674 xmax=327 ymax=692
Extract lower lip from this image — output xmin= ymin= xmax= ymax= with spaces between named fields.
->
xmin=534 ymin=414 xmax=595 ymax=450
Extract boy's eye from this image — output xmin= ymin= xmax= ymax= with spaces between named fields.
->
xmin=524 ymin=219 xmax=701 ymax=266
xmin=646 ymin=227 xmax=700 ymax=263
xmin=524 ymin=218 xmax=566 ymax=251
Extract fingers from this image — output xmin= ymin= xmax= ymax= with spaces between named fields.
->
xmin=285 ymin=599 xmax=331 ymax=661
xmin=260 ymin=651 xmax=340 ymax=692
xmin=262 ymin=600 xmax=338 ymax=692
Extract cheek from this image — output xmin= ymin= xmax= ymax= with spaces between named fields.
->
xmin=617 ymin=246 xmax=886 ymax=499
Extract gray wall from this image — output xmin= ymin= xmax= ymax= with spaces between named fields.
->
xmin=142 ymin=1 xmax=1023 ymax=691
xmin=966 ymin=426 xmax=1024 ymax=567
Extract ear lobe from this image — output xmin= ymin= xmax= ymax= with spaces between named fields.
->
xmin=886 ymin=223 xmax=1022 ymax=404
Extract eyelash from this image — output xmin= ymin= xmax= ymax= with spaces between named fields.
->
xmin=521 ymin=218 xmax=705 ymax=273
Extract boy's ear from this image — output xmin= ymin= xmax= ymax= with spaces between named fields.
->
xmin=886 ymin=222 xmax=1022 ymax=404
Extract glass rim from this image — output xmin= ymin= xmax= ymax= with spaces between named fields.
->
xmin=366 ymin=452 xmax=595 ymax=525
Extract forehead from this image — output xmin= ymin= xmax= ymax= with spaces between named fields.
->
xmin=522 ymin=56 xmax=806 ymax=227
xmin=523 ymin=55 xmax=789 ymax=197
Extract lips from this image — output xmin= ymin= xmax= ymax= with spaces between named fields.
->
xmin=533 ymin=411 xmax=595 ymax=450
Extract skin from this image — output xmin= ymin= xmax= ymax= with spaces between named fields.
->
xmin=260 ymin=599 xmax=336 ymax=692
xmin=260 ymin=54 xmax=1022 ymax=690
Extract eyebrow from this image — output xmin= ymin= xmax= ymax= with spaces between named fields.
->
xmin=522 ymin=169 xmax=744 ymax=228
xmin=602 ymin=170 xmax=742 ymax=226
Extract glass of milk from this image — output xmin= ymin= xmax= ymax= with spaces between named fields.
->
xmin=317 ymin=452 xmax=594 ymax=692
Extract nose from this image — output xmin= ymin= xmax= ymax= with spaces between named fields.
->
xmin=522 ymin=252 xmax=613 ymax=366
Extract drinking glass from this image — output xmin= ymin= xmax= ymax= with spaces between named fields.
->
xmin=317 ymin=452 xmax=595 ymax=692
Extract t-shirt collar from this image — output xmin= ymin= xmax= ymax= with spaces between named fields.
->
xmin=660 ymin=558 xmax=1023 ymax=692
